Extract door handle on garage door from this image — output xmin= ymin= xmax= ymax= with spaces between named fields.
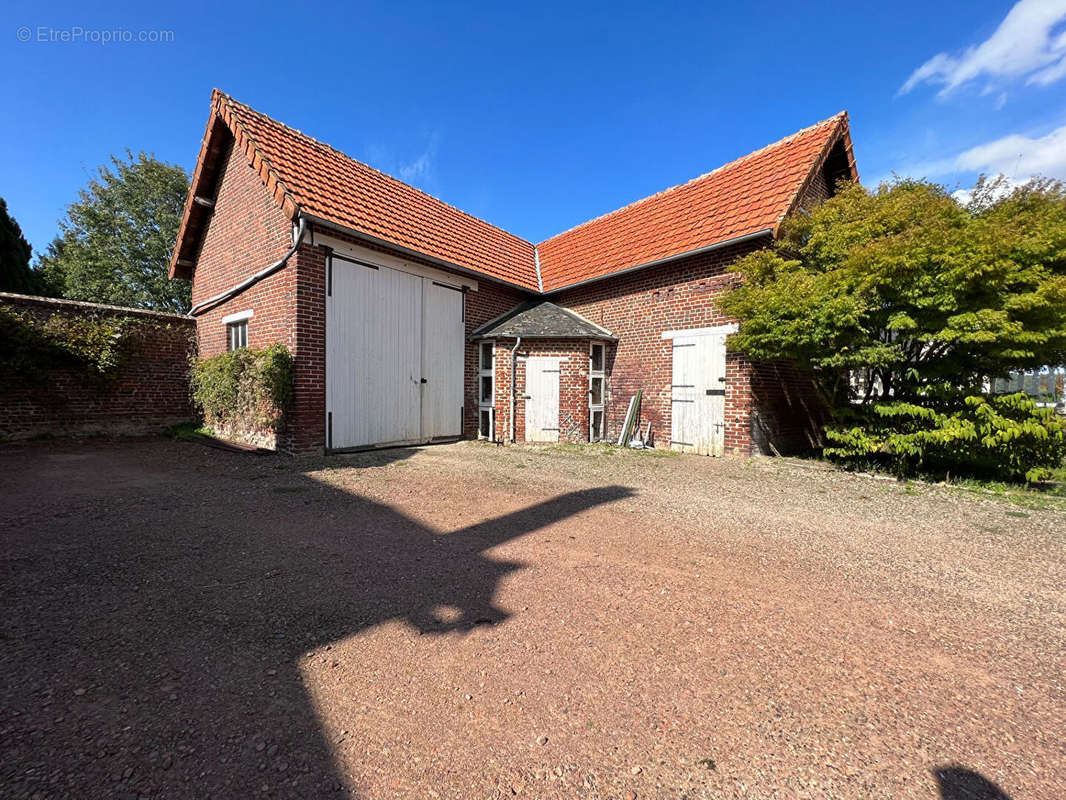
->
xmin=420 ymin=378 xmax=427 ymax=384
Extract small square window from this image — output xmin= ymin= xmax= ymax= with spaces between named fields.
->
xmin=227 ymin=320 xmax=248 ymax=351
xmin=480 ymin=375 xmax=493 ymax=404
xmin=480 ymin=341 xmax=494 ymax=371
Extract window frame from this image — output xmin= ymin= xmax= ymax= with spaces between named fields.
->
xmin=589 ymin=341 xmax=606 ymax=442
xmin=222 ymin=309 xmax=253 ymax=352
xmin=227 ymin=319 xmax=248 ymax=351
xmin=478 ymin=340 xmax=495 ymax=440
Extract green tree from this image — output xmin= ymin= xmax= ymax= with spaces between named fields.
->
xmin=0 ymin=197 xmax=39 ymax=294
xmin=38 ymin=151 xmax=191 ymax=313
xmin=719 ymin=176 xmax=1066 ymax=481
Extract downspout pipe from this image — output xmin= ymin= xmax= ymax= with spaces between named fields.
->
xmin=509 ymin=336 xmax=521 ymax=443
xmin=189 ymin=216 xmax=310 ymax=316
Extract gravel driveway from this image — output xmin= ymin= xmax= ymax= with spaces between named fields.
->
xmin=1 ymin=438 xmax=1063 ymax=799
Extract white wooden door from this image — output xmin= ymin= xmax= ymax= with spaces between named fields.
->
xmin=421 ymin=281 xmax=464 ymax=439
xmin=326 ymin=258 xmax=423 ymax=449
xmin=525 ymin=357 xmax=560 ymax=442
xmin=670 ymin=332 xmax=726 ymax=455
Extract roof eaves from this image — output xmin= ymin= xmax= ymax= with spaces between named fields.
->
xmin=169 ymin=107 xmax=225 ymax=279
xmin=541 ymin=228 xmax=774 ymax=294
xmin=468 ymin=302 xmax=533 ymax=339
xmin=306 ymin=214 xmax=540 ymax=294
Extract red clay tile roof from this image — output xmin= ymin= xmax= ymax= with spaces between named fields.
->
xmin=535 ymin=113 xmax=853 ymax=292
xmin=172 ymin=91 xmax=854 ymax=294
xmin=173 ymin=90 xmax=538 ymax=289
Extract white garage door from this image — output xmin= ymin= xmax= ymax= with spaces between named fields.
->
xmin=326 ymin=254 xmax=464 ymax=450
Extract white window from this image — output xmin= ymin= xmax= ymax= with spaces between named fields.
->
xmin=227 ymin=320 xmax=248 ymax=351
xmin=222 ymin=309 xmax=253 ymax=351
xmin=589 ymin=341 xmax=606 ymax=441
xmin=478 ymin=340 xmax=495 ymax=440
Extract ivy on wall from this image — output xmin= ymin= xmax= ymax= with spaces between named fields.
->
xmin=0 ymin=306 xmax=133 ymax=380
xmin=190 ymin=344 xmax=293 ymax=435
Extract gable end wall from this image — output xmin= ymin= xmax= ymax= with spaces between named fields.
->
xmin=191 ymin=139 xmax=297 ymax=360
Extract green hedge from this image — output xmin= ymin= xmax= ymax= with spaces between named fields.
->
xmin=190 ymin=344 xmax=293 ymax=433
xmin=825 ymin=392 xmax=1066 ymax=483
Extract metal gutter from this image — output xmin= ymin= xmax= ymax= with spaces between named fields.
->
xmin=509 ymin=336 xmax=521 ymax=444
xmin=190 ymin=216 xmax=310 ymax=316
xmin=302 ymin=213 xmax=539 ymax=295
xmin=539 ymin=229 xmax=774 ymax=295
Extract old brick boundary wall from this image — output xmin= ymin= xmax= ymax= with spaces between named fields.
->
xmin=0 ymin=293 xmax=197 ymax=440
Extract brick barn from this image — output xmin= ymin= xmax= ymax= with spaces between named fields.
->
xmin=171 ymin=90 xmax=857 ymax=455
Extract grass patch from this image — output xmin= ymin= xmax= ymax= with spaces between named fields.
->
xmin=948 ymin=477 xmax=1066 ymax=512
xmin=785 ymin=452 xmax=1066 ymax=512
xmin=164 ymin=422 xmax=213 ymax=442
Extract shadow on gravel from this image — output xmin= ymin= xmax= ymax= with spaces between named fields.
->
xmin=0 ymin=440 xmax=632 ymax=798
xmin=934 ymin=765 xmax=1013 ymax=800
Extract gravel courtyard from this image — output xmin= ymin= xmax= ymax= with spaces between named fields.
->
xmin=1 ymin=438 xmax=1063 ymax=799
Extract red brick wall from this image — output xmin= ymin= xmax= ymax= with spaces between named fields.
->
xmin=292 ymin=227 xmax=529 ymax=453
xmin=0 ymin=294 xmax=196 ymax=440
xmin=546 ymin=168 xmax=837 ymax=455
xmin=191 ymin=138 xmax=297 ymax=359
xmin=189 ymin=143 xmax=530 ymax=454
xmin=550 ymin=238 xmax=825 ymax=455
xmin=549 ymin=241 xmax=761 ymax=454
xmin=488 ymin=338 xmax=593 ymax=443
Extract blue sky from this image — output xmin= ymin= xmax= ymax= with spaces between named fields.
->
xmin=4 ymin=0 xmax=1066 ymax=256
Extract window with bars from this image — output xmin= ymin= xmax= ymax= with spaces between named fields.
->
xmin=589 ymin=342 xmax=605 ymax=441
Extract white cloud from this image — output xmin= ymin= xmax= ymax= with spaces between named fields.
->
xmin=900 ymin=0 xmax=1066 ymax=97
xmin=951 ymin=176 xmax=1026 ymax=205
xmin=398 ymin=149 xmax=433 ymax=183
xmin=886 ymin=124 xmax=1066 ymax=188
xmin=954 ymin=124 xmax=1066 ymax=176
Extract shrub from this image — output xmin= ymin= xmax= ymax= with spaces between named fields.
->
xmin=190 ymin=344 xmax=293 ymax=434
xmin=824 ymin=391 xmax=1066 ymax=483
xmin=720 ymin=176 xmax=1066 ymax=482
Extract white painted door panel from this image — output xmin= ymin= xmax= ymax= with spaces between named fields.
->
xmin=670 ymin=332 xmax=726 ymax=456
xmin=326 ymin=259 xmax=422 ymax=449
xmin=525 ymin=357 xmax=560 ymax=442
xmin=421 ymin=281 xmax=464 ymax=439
